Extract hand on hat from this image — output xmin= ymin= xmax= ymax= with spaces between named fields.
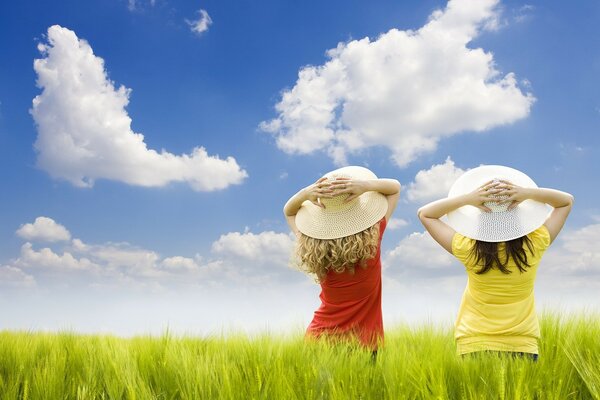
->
xmin=465 ymin=180 xmax=507 ymax=212
xmin=495 ymin=181 xmax=528 ymax=210
xmin=304 ymin=177 xmax=334 ymax=208
xmin=329 ymin=177 xmax=368 ymax=203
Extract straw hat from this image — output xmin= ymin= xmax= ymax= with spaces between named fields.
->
xmin=295 ymin=166 xmax=388 ymax=240
xmin=447 ymin=165 xmax=552 ymax=242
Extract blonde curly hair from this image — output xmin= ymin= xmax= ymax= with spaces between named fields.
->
xmin=295 ymin=223 xmax=381 ymax=281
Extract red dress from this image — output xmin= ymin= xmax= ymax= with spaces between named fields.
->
xmin=306 ymin=218 xmax=386 ymax=350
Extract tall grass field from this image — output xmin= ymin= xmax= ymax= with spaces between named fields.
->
xmin=1 ymin=313 xmax=599 ymax=399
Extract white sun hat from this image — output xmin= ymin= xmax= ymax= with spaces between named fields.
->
xmin=447 ymin=165 xmax=552 ymax=242
xmin=295 ymin=166 xmax=388 ymax=240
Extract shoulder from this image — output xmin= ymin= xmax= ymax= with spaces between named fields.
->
xmin=527 ymin=225 xmax=551 ymax=250
xmin=451 ymin=232 xmax=474 ymax=263
xmin=380 ymin=217 xmax=387 ymax=233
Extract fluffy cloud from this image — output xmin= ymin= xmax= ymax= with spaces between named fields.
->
xmin=31 ymin=25 xmax=247 ymax=191
xmin=384 ymin=230 xmax=457 ymax=280
xmin=187 ymin=9 xmax=212 ymax=35
xmin=18 ymin=242 xmax=99 ymax=272
xmin=542 ymin=223 xmax=600 ymax=275
xmin=406 ymin=157 xmax=466 ymax=203
xmin=16 ymin=216 xmax=71 ymax=242
xmin=161 ymin=256 xmax=201 ymax=272
xmin=387 ymin=218 xmax=409 ymax=230
xmin=260 ymin=0 xmax=534 ymax=166
xmin=0 ymin=265 xmax=36 ymax=288
xmin=2 ymin=217 xmax=299 ymax=290
xmin=211 ymin=230 xmax=295 ymax=265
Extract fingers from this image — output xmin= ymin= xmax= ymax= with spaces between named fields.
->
xmin=310 ymin=199 xmax=325 ymax=209
xmin=329 ymin=179 xmax=352 ymax=193
xmin=479 ymin=181 xmax=503 ymax=194
xmin=507 ymin=200 xmax=521 ymax=210
xmin=479 ymin=179 xmax=497 ymax=188
xmin=315 ymin=181 xmax=331 ymax=189
xmin=329 ymin=178 xmax=351 ymax=188
xmin=316 ymin=191 xmax=334 ymax=198
xmin=497 ymin=194 xmax=516 ymax=204
xmin=343 ymin=193 xmax=359 ymax=203
xmin=476 ymin=205 xmax=492 ymax=213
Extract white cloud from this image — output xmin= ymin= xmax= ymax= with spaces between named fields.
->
xmin=212 ymin=230 xmax=295 ymax=266
xmin=16 ymin=216 xmax=71 ymax=242
xmin=31 ymin=25 xmax=247 ymax=191
xmin=260 ymin=0 xmax=534 ymax=167
xmin=186 ymin=9 xmax=212 ymax=35
xmin=127 ymin=0 xmax=156 ymax=12
xmin=406 ymin=157 xmax=466 ymax=203
xmin=0 ymin=265 xmax=36 ymax=288
xmin=161 ymin=256 xmax=201 ymax=271
xmin=384 ymin=230 xmax=457 ymax=280
xmin=17 ymin=242 xmax=101 ymax=272
xmin=542 ymin=223 xmax=600 ymax=275
xmin=387 ymin=218 xmax=409 ymax=230
xmin=513 ymin=5 xmax=534 ymax=23
xmin=5 ymin=217 xmax=300 ymax=290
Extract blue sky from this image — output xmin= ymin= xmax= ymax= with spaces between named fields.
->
xmin=1 ymin=0 xmax=599 ymax=335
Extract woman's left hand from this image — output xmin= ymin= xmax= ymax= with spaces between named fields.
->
xmin=329 ymin=178 xmax=369 ymax=202
xmin=496 ymin=181 xmax=530 ymax=210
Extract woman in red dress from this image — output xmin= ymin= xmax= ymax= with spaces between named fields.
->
xmin=283 ymin=166 xmax=400 ymax=353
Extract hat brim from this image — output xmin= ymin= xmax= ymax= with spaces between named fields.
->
xmin=447 ymin=165 xmax=552 ymax=242
xmin=295 ymin=166 xmax=388 ymax=240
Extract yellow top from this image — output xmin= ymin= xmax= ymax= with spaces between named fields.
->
xmin=451 ymin=225 xmax=551 ymax=355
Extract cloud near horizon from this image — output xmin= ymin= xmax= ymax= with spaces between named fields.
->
xmin=16 ymin=216 xmax=71 ymax=242
xmin=31 ymin=25 xmax=247 ymax=191
xmin=1 ymin=217 xmax=299 ymax=291
xmin=260 ymin=0 xmax=535 ymax=167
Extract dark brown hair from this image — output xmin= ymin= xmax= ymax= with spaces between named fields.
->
xmin=470 ymin=236 xmax=535 ymax=274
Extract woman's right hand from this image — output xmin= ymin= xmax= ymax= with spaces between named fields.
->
xmin=464 ymin=180 xmax=504 ymax=212
xmin=303 ymin=177 xmax=334 ymax=208
xmin=496 ymin=180 xmax=531 ymax=210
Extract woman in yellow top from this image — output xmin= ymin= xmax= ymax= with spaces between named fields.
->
xmin=417 ymin=165 xmax=573 ymax=359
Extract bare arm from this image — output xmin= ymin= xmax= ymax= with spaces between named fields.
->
xmin=417 ymin=181 xmax=501 ymax=253
xmin=498 ymin=184 xmax=574 ymax=243
xmin=283 ymin=177 xmax=333 ymax=236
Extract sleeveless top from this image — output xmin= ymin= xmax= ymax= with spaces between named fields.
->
xmin=451 ymin=225 xmax=551 ymax=354
xmin=306 ymin=218 xmax=386 ymax=350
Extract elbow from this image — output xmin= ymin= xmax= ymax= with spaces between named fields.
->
xmin=416 ymin=207 xmax=425 ymax=222
xmin=566 ymin=193 xmax=575 ymax=209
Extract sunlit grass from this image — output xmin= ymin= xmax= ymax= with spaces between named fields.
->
xmin=0 ymin=313 xmax=599 ymax=399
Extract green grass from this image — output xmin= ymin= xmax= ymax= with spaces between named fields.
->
xmin=1 ymin=313 xmax=599 ymax=399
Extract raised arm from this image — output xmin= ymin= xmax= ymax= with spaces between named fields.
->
xmin=283 ymin=177 xmax=333 ymax=236
xmin=498 ymin=183 xmax=574 ymax=243
xmin=329 ymin=178 xmax=401 ymax=222
xmin=417 ymin=181 xmax=501 ymax=254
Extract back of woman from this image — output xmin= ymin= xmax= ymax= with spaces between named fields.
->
xmin=417 ymin=165 xmax=573 ymax=358
xmin=309 ymin=217 xmax=387 ymax=348
xmin=283 ymin=166 xmax=400 ymax=352
xmin=453 ymin=225 xmax=550 ymax=354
